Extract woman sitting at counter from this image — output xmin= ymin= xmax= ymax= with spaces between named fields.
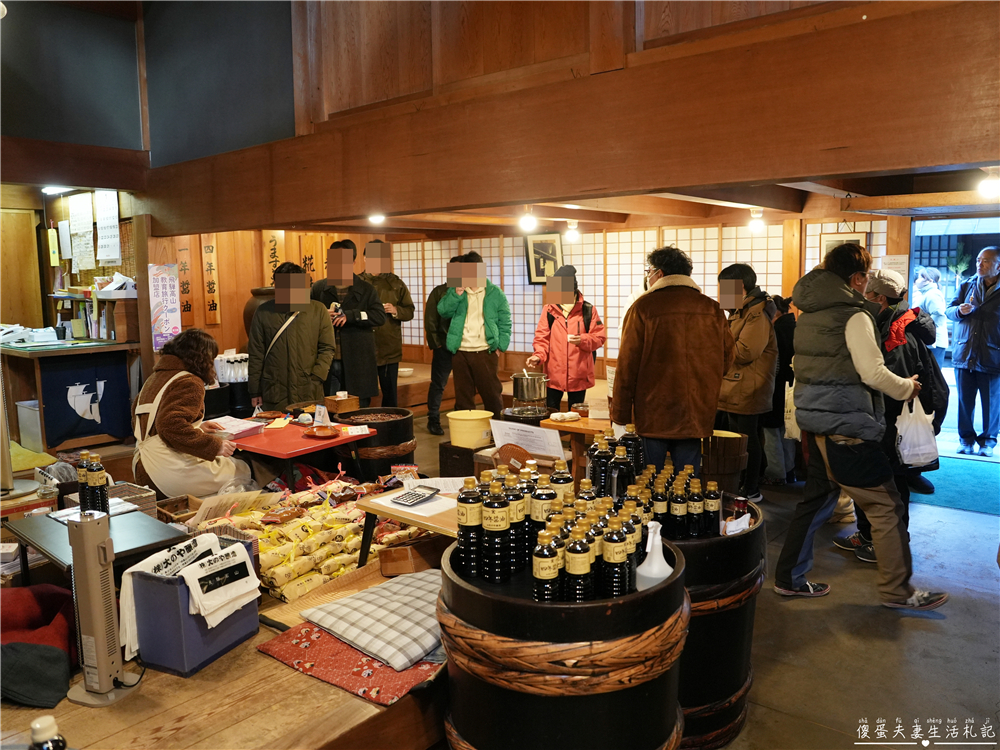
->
xmin=132 ymin=328 xmax=251 ymax=498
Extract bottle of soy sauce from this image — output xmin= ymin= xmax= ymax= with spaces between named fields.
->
xmin=610 ymin=447 xmax=635 ymax=509
xmin=564 ymin=528 xmax=595 ymax=602
xmin=591 ymin=440 xmax=614 ymax=497
xmin=545 ymin=495 xmax=565 ymax=524
xmin=733 ymin=495 xmax=748 ymax=520
xmin=530 ymin=475 xmax=557 ymax=535
xmin=687 ymin=479 xmax=705 ymax=538
xmin=667 ymin=483 xmax=688 ymax=540
xmin=481 ymin=482 xmax=510 ymax=584
xmin=573 ymin=499 xmax=589 ymax=520
xmin=525 ymin=459 xmax=541 ymax=483
xmin=625 ymin=498 xmax=646 ymax=565
xmin=495 ymin=464 xmax=510 ymax=484
xmin=76 ymin=450 xmax=92 ymax=513
xmin=517 ymin=468 xmax=535 ymax=498
xmin=584 ymin=511 xmax=605 ymax=592
xmin=652 ymin=480 xmax=669 ymax=525
xmin=87 ymin=454 xmax=109 ymax=515
xmin=504 ymin=475 xmax=528 ymax=573
xmin=603 ymin=427 xmax=619 ymax=454
xmin=577 ymin=478 xmax=597 ymax=512
xmin=618 ymin=510 xmax=638 ymax=592
xmin=545 ymin=520 xmax=567 ymax=598
xmin=550 ymin=460 xmax=574 ymax=504
xmin=620 ymin=424 xmax=644 ymax=475
xmin=602 ymin=517 xmax=629 ymax=598
xmin=478 ymin=470 xmax=495 ymax=499
xmin=704 ymin=481 xmax=722 ymax=537
xmin=586 ymin=433 xmax=603 ymax=483
xmin=456 ymin=477 xmax=483 ymax=578
xmin=532 ymin=531 xmax=560 ymax=603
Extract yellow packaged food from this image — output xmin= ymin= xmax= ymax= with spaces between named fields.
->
xmin=343 ymin=535 xmax=362 ymax=553
xmin=277 ymin=519 xmax=312 ymax=543
xmin=317 ymin=551 xmax=359 ymax=576
xmin=308 ymin=543 xmax=338 ymax=566
xmin=265 ymin=555 xmax=316 ymax=587
xmin=331 ymin=523 xmax=362 ymax=542
xmin=331 ymin=563 xmax=358 ymax=579
xmin=260 ymin=541 xmax=295 ymax=571
xmin=278 ymin=571 xmax=331 ymax=602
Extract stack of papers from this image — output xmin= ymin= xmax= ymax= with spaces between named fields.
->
xmin=210 ymin=416 xmax=266 ymax=439
xmin=49 ymin=499 xmax=139 ymax=524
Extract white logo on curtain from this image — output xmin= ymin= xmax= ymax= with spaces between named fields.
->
xmin=66 ymin=381 xmax=106 ymax=423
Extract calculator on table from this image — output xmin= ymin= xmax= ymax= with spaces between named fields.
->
xmin=390 ymin=486 xmax=441 ymax=507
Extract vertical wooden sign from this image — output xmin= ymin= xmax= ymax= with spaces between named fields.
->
xmin=262 ymin=230 xmax=285 ymax=284
xmin=201 ymin=234 xmax=220 ymax=325
xmin=176 ymin=244 xmax=195 ymax=326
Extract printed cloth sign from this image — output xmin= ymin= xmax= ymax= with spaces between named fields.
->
xmin=39 ymin=351 xmax=131 ymax=447
xmin=201 ymin=236 xmax=220 ymax=325
xmin=175 ymin=245 xmax=195 ymax=326
xmin=148 ymin=264 xmax=182 ymax=351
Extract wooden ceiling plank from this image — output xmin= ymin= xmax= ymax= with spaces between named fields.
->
xmin=564 ymin=196 xmax=713 ymax=219
xmin=841 ymin=191 xmax=1000 ymax=217
xmin=668 ymin=185 xmax=807 ymax=213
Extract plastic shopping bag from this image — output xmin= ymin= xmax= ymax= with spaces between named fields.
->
xmin=896 ymin=399 xmax=938 ymax=467
xmin=784 ymin=383 xmax=801 ymax=441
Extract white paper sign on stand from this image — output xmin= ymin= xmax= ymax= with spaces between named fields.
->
xmin=490 ymin=420 xmax=565 ymax=460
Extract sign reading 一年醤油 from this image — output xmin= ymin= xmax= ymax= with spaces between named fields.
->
xmin=148 ymin=264 xmax=182 ymax=351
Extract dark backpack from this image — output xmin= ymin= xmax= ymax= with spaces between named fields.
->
xmin=547 ymin=302 xmax=597 ymax=362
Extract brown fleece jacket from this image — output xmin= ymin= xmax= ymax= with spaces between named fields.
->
xmin=131 ymin=355 xmax=220 ymax=495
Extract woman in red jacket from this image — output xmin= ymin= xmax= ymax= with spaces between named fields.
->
xmin=526 ymin=266 xmax=607 ymax=410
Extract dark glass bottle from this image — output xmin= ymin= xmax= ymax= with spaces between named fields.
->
xmin=591 ymin=440 xmax=614 ymax=497
xmin=620 ymin=423 xmax=644 ymax=475
xmin=504 ymin=475 xmax=528 ymax=573
xmin=481 ymin=481 xmax=511 ymax=584
xmin=645 ymin=464 xmax=657 ymax=480
xmin=687 ymin=479 xmax=705 ymax=538
xmin=610 ymin=447 xmax=635 ymax=509
xmin=545 ymin=495 xmax=565 ymax=524
xmin=585 ymin=511 xmax=605 ymax=592
xmin=87 ymin=453 xmax=109 ymax=515
xmin=602 ymin=518 xmax=629 ymax=598
xmin=652 ymin=481 xmax=669 ymax=525
xmin=455 ymin=477 xmax=483 ymax=578
xmin=517 ymin=468 xmax=535 ymax=498
xmin=667 ymin=483 xmax=688 ymax=541
xmin=573 ymin=499 xmax=589 ymax=520
xmin=495 ymin=464 xmax=510 ymax=485
xmin=618 ymin=510 xmax=638 ymax=592
xmin=602 ymin=427 xmax=619 ymax=454
xmin=525 ymin=459 xmax=541 ymax=483
xmin=28 ymin=715 xmax=68 ymax=750
xmin=640 ymin=488 xmax=653 ymax=528
xmin=530 ymin=475 xmax=557 ymax=535
xmin=625 ymin=498 xmax=646 ymax=565
xmin=733 ymin=495 xmax=748 ymax=520
xmin=532 ymin=531 xmax=559 ymax=603
xmin=76 ymin=450 xmax=92 ymax=513
xmin=564 ymin=528 xmax=595 ymax=602
xmin=704 ymin=481 xmax=722 ymax=537
xmin=577 ymin=478 xmax=597 ymax=512
xmin=545 ymin=520 xmax=567 ymax=598
xmin=478 ymin=470 xmax=495 ymax=499
xmin=586 ymin=433 xmax=603 ymax=483
xmin=550 ymin=460 xmax=574 ymax=504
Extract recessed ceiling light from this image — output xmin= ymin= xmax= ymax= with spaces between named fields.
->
xmin=519 ymin=206 xmax=537 ymax=232
xmin=979 ymin=167 xmax=1000 ymax=199
xmin=42 ymin=186 xmax=73 ymax=195
xmin=565 ymin=220 xmax=580 ymax=243
xmin=368 ymin=214 xmax=385 ymax=224
xmin=748 ymin=208 xmax=765 ymax=234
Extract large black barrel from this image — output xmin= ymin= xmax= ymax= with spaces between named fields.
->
xmin=667 ymin=496 xmax=765 ymax=749
xmin=333 ymin=407 xmax=415 ymax=481
xmin=440 ymin=542 xmax=689 ymax=750
xmin=203 ymin=383 xmax=230 ymax=419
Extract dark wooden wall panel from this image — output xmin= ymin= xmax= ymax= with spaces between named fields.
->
xmin=643 ymin=0 xmax=825 ymax=45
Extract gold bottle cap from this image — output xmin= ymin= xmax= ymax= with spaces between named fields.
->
xmin=594 ymin=433 xmax=604 ymax=442
xmin=489 ymin=481 xmax=503 ymax=494
xmin=640 ymin=489 xmax=652 ymax=499
xmin=505 ymin=474 xmax=519 ymax=487
xmin=646 ymin=464 xmax=656 ymax=472
xmin=626 ymin=484 xmax=639 ymax=495
xmin=707 ymin=481 xmax=718 ymax=491
xmin=496 ymin=464 xmax=509 ymax=476
xmin=579 ymin=478 xmax=593 ymax=490
xmin=538 ymin=475 xmax=551 ymax=486
xmin=626 ymin=423 xmax=636 ymax=432
xmin=463 ymin=477 xmax=477 ymax=489
xmin=624 ymin=500 xmax=637 ymax=511
xmin=615 ymin=446 xmax=627 ymax=456
xmin=654 ymin=481 xmax=666 ymax=490
xmin=555 ymin=459 xmax=568 ymax=471
xmin=577 ymin=519 xmax=592 ymax=532
xmin=684 ymin=464 xmax=695 ymax=472
xmin=537 ymin=531 xmax=553 ymax=544
xmin=519 ymin=469 xmax=532 ymax=480
xmin=80 ymin=450 xmax=90 ymax=459
xmin=586 ymin=511 xmax=601 ymax=525
xmin=546 ymin=521 xmax=562 ymax=534
xmin=598 ymin=439 xmax=609 ymax=449
xmin=570 ymin=528 xmax=587 ymax=541
xmin=608 ymin=517 xmax=623 ymax=530
xmin=90 ymin=453 xmax=101 ymax=462
xmin=562 ymin=494 xmax=576 ymax=506
xmin=574 ymin=500 xmax=588 ymax=513
xmin=480 ymin=470 xmax=494 ymax=483
xmin=525 ymin=459 xmax=538 ymax=469
xmin=604 ymin=428 xmax=615 ymax=437
xmin=548 ymin=514 xmax=565 ymax=525
xmin=691 ymin=479 xmax=702 ymax=490
xmin=550 ymin=497 xmax=564 ymax=510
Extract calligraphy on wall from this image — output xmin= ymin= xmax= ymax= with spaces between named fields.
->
xmin=201 ymin=236 xmax=220 ymax=325
xmin=175 ymin=245 xmax=195 ymax=326
xmin=263 ymin=230 xmax=285 ymax=284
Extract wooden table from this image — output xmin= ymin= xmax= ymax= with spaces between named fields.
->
xmin=231 ymin=423 xmax=376 ymax=489
xmin=538 ymin=416 xmax=612 ymax=490
xmin=355 ymin=489 xmax=457 ymax=567
xmin=4 ymin=511 xmax=189 ymax=586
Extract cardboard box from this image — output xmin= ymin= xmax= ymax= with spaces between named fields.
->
xmin=379 ymin=534 xmax=452 ymax=577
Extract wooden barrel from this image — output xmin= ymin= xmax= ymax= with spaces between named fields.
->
xmin=439 ymin=542 xmax=690 ymax=750
xmin=700 ymin=431 xmax=749 ymax=495
xmin=333 ymin=407 xmax=415 ymax=481
xmin=667 ymin=496 xmax=766 ymax=750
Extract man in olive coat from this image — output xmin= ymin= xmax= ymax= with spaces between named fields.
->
xmin=249 ymin=262 xmax=335 ymax=411
xmin=311 ymin=240 xmax=386 ymax=407
xmin=361 ymin=240 xmax=415 ymax=408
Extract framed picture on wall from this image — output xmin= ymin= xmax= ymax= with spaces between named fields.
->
xmin=524 ymin=234 xmax=563 ymax=284
xmin=820 ymin=232 xmax=867 ymax=256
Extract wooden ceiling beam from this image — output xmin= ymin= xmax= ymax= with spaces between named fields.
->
xmin=458 ymin=205 xmax=629 ymax=224
xmin=1 ymin=136 xmax=148 ymax=192
xmin=665 ymin=185 xmax=807 ymax=213
xmin=559 ymin=196 xmax=713 ymax=219
xmin=841 ymin=191 xmax=1000 ymax=217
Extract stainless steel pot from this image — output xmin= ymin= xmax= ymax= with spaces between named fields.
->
xmin=510 ymin=371 xmax=548 ymax=401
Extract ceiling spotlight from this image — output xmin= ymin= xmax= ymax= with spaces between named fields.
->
xmin=42 ymin=186 xmax=72 ymax=195
xmin=979 ymin=166 xmax=1000 ymax=200
xmin=368 ymin=214 xmax=385 ymax=224
xmin=519 ymin=206 xmax=538 ymax=232
xmin=565 ymin=220 xmax=580 ymax=243
xmin=748 ymin=208 xmax=765 ymax=234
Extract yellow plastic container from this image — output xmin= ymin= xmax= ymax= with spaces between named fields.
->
xmin=446 ymin=410 xmax=494 ymax=449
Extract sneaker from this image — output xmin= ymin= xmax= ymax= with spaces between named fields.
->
xmin=785 ymin=471 xmax=798 ymax=484
xmin=980 ymin=444 xmax=995 ymax=457
xmin=427 ymin=421 xmax=445 ymax=436
xmin=882 ymin=590 xmax=949 ymax=611
xmin=834 ymin=531 xmax=869 ymax=551
xmin=958 ymin=443 xmax=975 ymax=455
xmin=744 ymin=491 xmax=764 ymax=503
xmin=774 ymin=581 xmax=831 ymax=597
xmin=906 ymin=474 xmax=935 ymax=494
xmin=854 ymin=543 xmax=877 ymax=563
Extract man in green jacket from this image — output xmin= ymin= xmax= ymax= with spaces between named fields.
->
xmin=249 ymin=262 xmax=335 ymax=411
xmin=437 ymin=252 xmax=511 ymax=417
xmin=361 ymin=240 xmax=415 ymax=408
xmin=424 ymin=254 xmax=462 ymax=434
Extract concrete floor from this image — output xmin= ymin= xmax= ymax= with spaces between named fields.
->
xmin=411 ymin=414 xmax=1000 ymax=750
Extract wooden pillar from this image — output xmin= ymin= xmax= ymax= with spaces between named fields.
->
xmin=782 ymin=219 xmax=802 ymax=298
xmin=133 ymin=215 xmax=156 ymax=379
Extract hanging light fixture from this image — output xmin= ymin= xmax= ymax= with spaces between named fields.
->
xmin=565 ymin=220 xmax=580 ymax=243
xmin=519 ymin=205 xmax=538 ymax=232
xmin=748 ymin=208 xmax=765 ymax=234
xmin=978 ymin=166 xmax=1000 ymax=199
xmin=368 ymin=214 xmax=385 ymax=225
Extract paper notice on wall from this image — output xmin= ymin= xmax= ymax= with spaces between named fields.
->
xmin=148 ymin=264 xmax=182 ymax=351
xmin=71 ymin=229 xmax=96 ymax=272
xmin=94 ymin=190 xmax=121 ymax=264
xmin=47 ymin=228 xmax=60 ymax=267
xmin=57 ymin=220 xmax=72 ymax=260
xmin=878 ymin=254 xmax=909 ymax=280
xmin=68 ymin=192 xmax=93 ymax=234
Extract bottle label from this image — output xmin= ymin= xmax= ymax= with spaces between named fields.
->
xmin=705 ymin=498 xmax=721 ymax=512
xmin=456 ymin=503 xmax=482 ymax=526
xmin=654 ymin=500 xmax=668 ymax=514
xmin=592 ymin=535 xmax=603 ymax=559
xmin=604 ymin=540 xmax=627 ymax=564
xmin=509 ymin=498 xmax=526 ymax=522
xmin=87 ymin=469 xmax=106 ymax=487
xmin=624 ymin=533 xmax=636 ymax=554
xmin=688 ymin=501 xmax=704 ymax=514
xmin=552 ymin=480 xmax=572 ymax=502
xmin=588 ymin=543 xmax=596 ymax=565
xmin=77 ymin=466 xmax=87 ymax=483
xmin=533 ymin=556 xmax=559 ymax=580
xmin=482 ymin=507 xmax=509 ymax=531
xmin=530 ymin=497 xmax=552 ymax=522
xmin=555 ymin=545 xmax=565 ymax=569
xmin=566 ymin=551 xmax=590 ymax=576
xmin=670 ymin=502 xmax=688 ymax=516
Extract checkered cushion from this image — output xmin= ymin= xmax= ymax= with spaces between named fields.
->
xmin=300 ymin=569 xmax=442 ymax=672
